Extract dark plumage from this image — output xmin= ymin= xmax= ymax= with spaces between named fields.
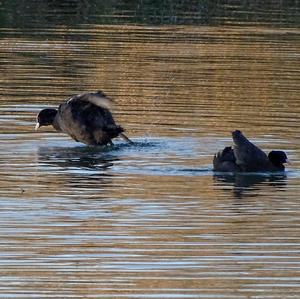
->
xmin=213 ymin=146 xmax=240 ymax=172
xmin=213 ymin=130 xmax=288 ymax=172
xmin=35 ymin=91 xmax=132 ymax=146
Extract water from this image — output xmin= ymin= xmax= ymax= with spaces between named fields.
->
xmin=0 ymin=1 xmax=300 ymax=298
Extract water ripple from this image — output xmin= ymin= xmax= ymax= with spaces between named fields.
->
xmin=0 ymin=14 xmax=300 ymax=299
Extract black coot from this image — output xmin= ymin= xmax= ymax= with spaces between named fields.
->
xmin=35 ymin=91 xmax=133 ymax=146
xmin=213 ymin=130 xmax=288 ymax=172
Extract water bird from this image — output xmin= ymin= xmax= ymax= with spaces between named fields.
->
xmin=35 ymin=90 xmax=133 ymax=146
xmin=213 ymin=130 xmax=288 ymax=172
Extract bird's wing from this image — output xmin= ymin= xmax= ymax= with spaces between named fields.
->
xmin=232 ymin=131 xmax=270 ymax=171
xmin=68 ymin=90 xmax=115 ymax=110
xmin=57 ymin=91 xmax=122 ymax=145
xmin=67 ymin=91 xmax=116 ymax=129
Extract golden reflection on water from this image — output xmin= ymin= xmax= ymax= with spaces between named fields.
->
xmin=0 ymin=24 xmax=300 ymax=298
xmin=1 ymin=26 xmax=300 ymax=139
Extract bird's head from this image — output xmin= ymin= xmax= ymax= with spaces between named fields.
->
xmin=268 ymin=150 xmax=289 ymax=168
xmin=35 ymin=108 xmax=57 ymax=130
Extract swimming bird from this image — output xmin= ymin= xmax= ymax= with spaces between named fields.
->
xmin=213 ymin=130 xmax=288 ymax=172
xmin=35 ymin=91 xmax=133 ymax=146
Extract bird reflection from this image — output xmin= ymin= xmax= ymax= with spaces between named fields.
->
xmin=34 ymin=145 xmax=122 ymax=204
xmin=213 ymin=173 xmax=287 ymax=199
xmin=37 ymin=145 xmax=119 ymax=172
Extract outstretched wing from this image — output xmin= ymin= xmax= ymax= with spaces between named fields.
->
xmin=57 ymin=91 xmax=123 ymax=145
xmin=68 ymin=90 xmax=115 ymax=110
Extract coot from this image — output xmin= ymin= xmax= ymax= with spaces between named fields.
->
xmin=213 ymin=130 xmax=288 ymax=172
xmin=35 ymin=91 xmax=133 ymax=146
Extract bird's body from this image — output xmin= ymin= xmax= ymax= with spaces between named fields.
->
xmin=213 ymin=130 xmax=288 ymax=172
xmin=36 ymin=91 xmax=132 ymax=146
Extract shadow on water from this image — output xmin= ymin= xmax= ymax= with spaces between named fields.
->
xmin=213 ymin=172 xmax=287 ymax=199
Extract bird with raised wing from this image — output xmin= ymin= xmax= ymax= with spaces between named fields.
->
xmin=35 ymin=91 xmax=133 ymax=146
xmin=213 ymin=130 xmax=288 ymax=172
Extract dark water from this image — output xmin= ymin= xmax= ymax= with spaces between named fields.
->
xmin=0 ymin=1 xmax=300 ymax=298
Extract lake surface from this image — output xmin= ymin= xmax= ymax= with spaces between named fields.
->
xmin=0 ymin=1 xmax=300 ymax=298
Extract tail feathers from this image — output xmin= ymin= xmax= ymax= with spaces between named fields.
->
xmin=104 ymin=126 xmax=133 ymax=144
xmin=213 ymin=146 xmax=238 ymax=172
xmin=220 ymin=146 xmax=236 ymax=162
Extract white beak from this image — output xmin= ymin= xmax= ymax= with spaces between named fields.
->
xmin=35 ymin=123 xmax=40 ymax=130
